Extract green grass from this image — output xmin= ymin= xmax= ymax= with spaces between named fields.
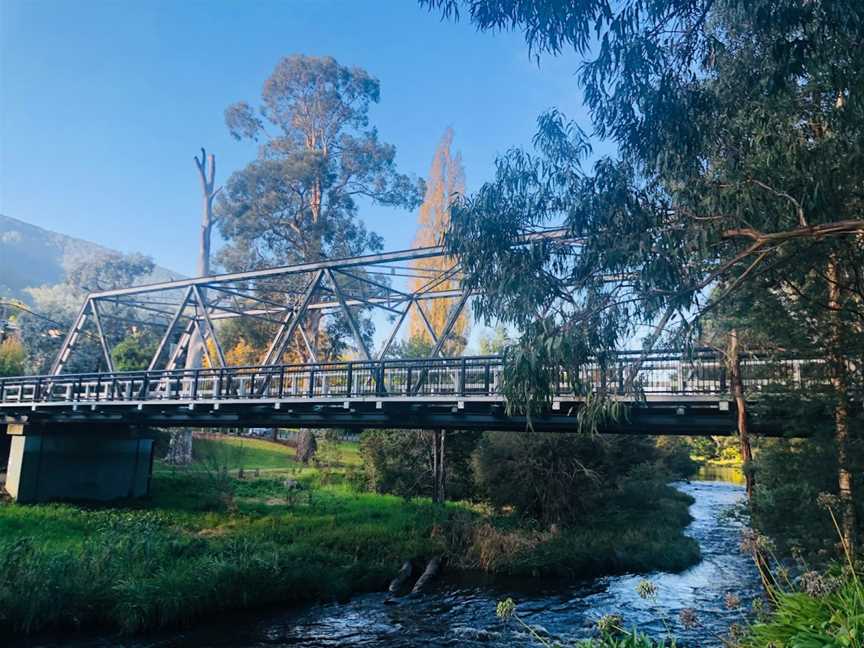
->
xmin=0 ymin=434 xmax=699 ymax=637
xmin=0 ymin=478 xmax=448 ymax=634
xmin=152 ymin=434 xmax=362 ymax=473
xmin=743 ymin=574 xmax=864 ymax=648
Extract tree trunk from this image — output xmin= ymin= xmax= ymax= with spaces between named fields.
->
xmin=827 ymin=255 xmax=857 ymax=554
xmin=296 ymin=429 xmax=317 ymax=464
xmin=438 ymin=430 xmax=446 ymax=503
xmin=166 ymin=149 xmax=220 ymax=466
xmin=430 ymin=430 xmax=438 ymax=503
xmin=165 ymin=429 xmax=194 ymax=465
xmin=291 ymin=171 xmax=326 ymax=464
xmin=728 ymin=330 xmax=754 ymax=499
xmin=429 ymin=430 xmax=446 ymax=504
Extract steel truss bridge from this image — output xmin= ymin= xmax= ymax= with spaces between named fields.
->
xmin=1 ymin=231 xmax=860 ymax=436
xmin=2 ymin=231 xmax=859 ymax=436
xmin=3 ymin=235 xmax=863 ymax=503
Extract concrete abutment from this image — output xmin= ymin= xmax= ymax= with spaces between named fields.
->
xmin=3 ymin=423 xmax=154 ymax=503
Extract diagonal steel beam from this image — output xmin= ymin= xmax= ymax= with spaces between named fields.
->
xmin=262 ymin=270 xmax=322 ymax=366
xmin=327 ymin=269 xmax=371 ymax=361
xmin=429 ymin=291 xmax=470 ymax=357
xmin=148 ymin=287 xmax=192 ymax=371
xmin=297 ymin=324 xmax=318 ymax=363
xmin=50 ymin=299 xmax=91 ymax=376
xmin=414 ymin=300 xmax=439 ymax=345
xmin=192 ymin=285 xmax=226 ymax=368
xmin=166 ymin=320 xmax=195 ymax=370
xmin=377 ymin=303 xmax=412 ymax=360
xmin=89 ymin=299 xmax=115 ymax=373
xmin=194 ymin=319 xmax=217 ymax=369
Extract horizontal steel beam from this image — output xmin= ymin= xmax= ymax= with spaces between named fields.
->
xmin=0 ymin=400 xmax=800 ymax=436
xmin=84 ymin=229 xmax=572 ymax=299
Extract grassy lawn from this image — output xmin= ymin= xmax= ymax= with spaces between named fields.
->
xmin=0 ymin=434 xmax=451 ymax=635
xmin=0 ymin=433 xmax=698 ymax=637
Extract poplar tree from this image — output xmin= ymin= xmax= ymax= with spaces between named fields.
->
xmin=408 ymin=128 xmax=469 ymax=352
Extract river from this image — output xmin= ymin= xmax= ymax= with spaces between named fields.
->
xmin=29 ymin=479 xmax=760 ymax=648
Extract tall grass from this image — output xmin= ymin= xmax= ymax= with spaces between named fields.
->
xmin=0 ymin=471 xmax=446 ymax=635
xmin=458 ymin=483 xmax=699 ymax=578
xmin=739 ymin=494 xmax=863 ymax=647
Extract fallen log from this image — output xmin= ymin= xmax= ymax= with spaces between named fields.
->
xmin=388 ymin=560 xmax=413 ymax=594
xmin=411 ymin=556 xmax=442 ymax=594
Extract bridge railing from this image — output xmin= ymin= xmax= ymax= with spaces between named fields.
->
xmin=0 ymin=356 xmax=508 ymax=405
xmin=0 ymin=350 xmax=856 ymax=407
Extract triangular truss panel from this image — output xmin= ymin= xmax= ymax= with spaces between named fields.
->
xmin=49 ymin=233 xmax=568 ymax=375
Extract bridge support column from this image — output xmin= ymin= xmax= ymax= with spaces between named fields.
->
xmin=3 ymin=423 xmax=154 ymax=504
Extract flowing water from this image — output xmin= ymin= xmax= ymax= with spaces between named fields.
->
xmin=25 ymin=479 xmax=761 ymax=647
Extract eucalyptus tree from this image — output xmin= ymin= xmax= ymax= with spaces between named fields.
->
xmin=423 ymin=1 xmax=864 ymax=548
xmin=220 ymin=55 xmax=422 ymax=459
xmin=219 ymin=54 xmax=423 ymax=359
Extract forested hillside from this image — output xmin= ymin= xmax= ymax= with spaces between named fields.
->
xmin=0 ymin=214 xmax=177 ymax=301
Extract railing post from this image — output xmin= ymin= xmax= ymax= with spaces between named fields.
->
xmin=279 ymin=365 xmax=286 ymax=399
xmin=0 ymin=379 xmax=5 ymax=403
xmin=484 ymin=363 xmax=491 ymax=395
xmin=346 ymin=362 xmax=353 ymax=398
xmin=406 ymin=365 xmax=412 ymax=396
xmin=96 ymin=375 xmax=102 ymax=401
xmin=459 ymin=357 xmax=466 ymax=396
xmin=34 ymin=377 xmax=42 ymax=403
xmin=192 ymin=369 xmax=199 ymax=400
xmin=617 ymin=358 xmax=625 ymax=396
xmin=308 ymin=369 xmax=315 ymax=398
xmin=375 ymin=363 xmax=384 ymax=397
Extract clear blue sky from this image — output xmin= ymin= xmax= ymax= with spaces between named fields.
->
xmin=1 ymin=0 xmax=601 ymax=276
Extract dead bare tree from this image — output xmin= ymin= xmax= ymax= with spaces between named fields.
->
xmin=165 ymin=148 xmax=221 ymax=465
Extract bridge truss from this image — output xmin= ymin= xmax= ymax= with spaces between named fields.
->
xmin=48 ymin=240 xmax=486 ymax=377
xmin=1 ymin=233 xmax=860 ymax=436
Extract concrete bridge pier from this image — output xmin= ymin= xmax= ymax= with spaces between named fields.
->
xmin=3 ymin=423 xmax=154 ymax=504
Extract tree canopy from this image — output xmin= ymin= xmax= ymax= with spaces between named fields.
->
xmin=217 ymin=54 xmax=423 ymax=362
xmin=422 ymin=0 xmax=864 ymax=408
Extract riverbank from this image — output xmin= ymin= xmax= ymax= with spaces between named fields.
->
xmin=0 ymin=435 xmax=698 ymax=637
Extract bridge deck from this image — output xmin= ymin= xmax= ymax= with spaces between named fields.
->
xmin=0 ymin=351 xmax=838 ymax=435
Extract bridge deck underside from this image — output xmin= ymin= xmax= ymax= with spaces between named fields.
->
xmin=3 ymin=397 xmax=748 ymax=436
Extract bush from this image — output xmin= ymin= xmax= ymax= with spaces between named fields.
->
xmin=359 ymin=429 xmax=477 ymax=500
xmin=752 ymin=437 xmax=864 ymax=560
xmin=471 ymin=433 xmax=679 ymax=525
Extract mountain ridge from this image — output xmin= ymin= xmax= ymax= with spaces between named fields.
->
xmin=0 ymin=214 xmax=181 ymax=302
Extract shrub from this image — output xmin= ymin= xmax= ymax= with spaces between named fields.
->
xmin=471 ymin=432 xmax=671 ymax=525
xmin=359 ymin=429 xmax=477 ymax=500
